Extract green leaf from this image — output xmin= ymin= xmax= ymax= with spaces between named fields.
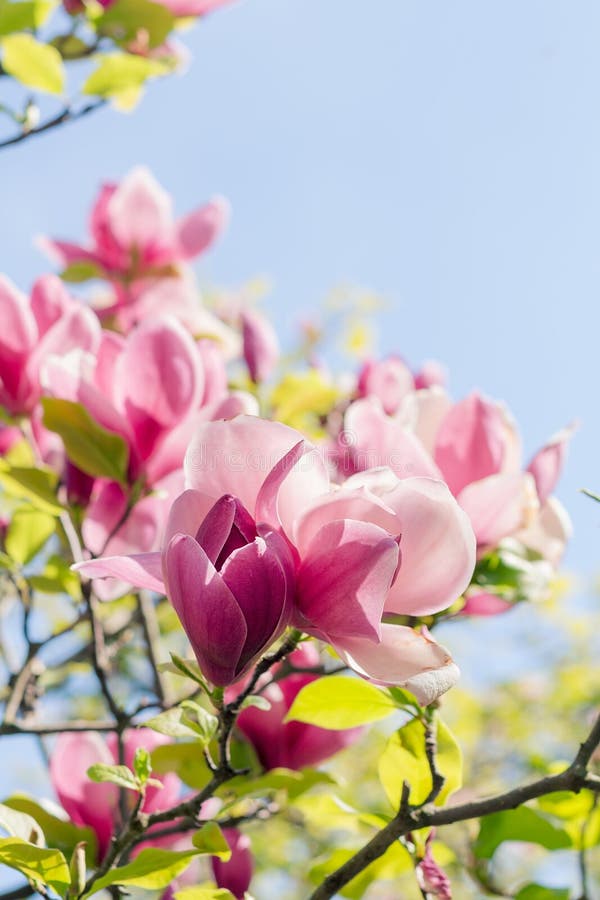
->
xmin=0 ymin=803 xmax=44 ymax=845
xmin=1 ymin=33 xmax=64 ymax=94
xmin=475 ymin=807 xmax=572 ymax=859
xmin=0 ymin=462 xmax=62 ymax=515
xmin=0 ymin=838 xmax=69 ymax=893
xmin=60 ymin=260 xmax=104 ymax=283
xmin=87 ymin=763 xmax=139 ymax=792
xmin=239 ymin=694 xmax=271 ymax=711
xmin=133 ymin=748 xmax=152 ymax=785
xmin=221 ymin=767 xmax=335 ymax=801
xmin=29 ymin=554 xmax=82 ymax=600
xmin=309 ymin=842 xmax=412 ymax=899
xmin=143 ymin=706 xmax=203 ymax=740
xmin=163 ymin=654 xmax=210 ymax=690
xmin=82 ymin=52 xmax=170 ymax=99
xmin=192 ymin=823 xmax=230 ymax=860
xmin=97 ymin=0 xmax=175 ymax=49
xmin=286 ymin=675 xmax=397 ymax=730
xmin=0 ymin=0 xmax=55 ymax=36
xmin=378 ymin=718 xmax=430 ymax=807
xmin=151 ymin=742 xmax=212 ymax=791
xmin=42 ymin=398 xmax=129 ymax=484
xmin=5 ymin=507 xmax=56 ymax=566
xmin=435 ymin=718 xmax=463 ymax=805
xmin=85 ymin=846 xmax=200 ymax=894
xmin=3 ymin=796 xmax=97 ymax=864
xmin=180 ymin=701 xmax=219 ymax=743
xmin=515 ymin=886 xmax=570 ymax=900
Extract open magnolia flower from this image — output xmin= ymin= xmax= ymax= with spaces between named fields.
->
xmin=77 ymin=415 xmax=476 ymax=702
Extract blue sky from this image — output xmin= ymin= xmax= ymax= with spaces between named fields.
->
xmin=2 ymin=0 xmax=600 ymax=578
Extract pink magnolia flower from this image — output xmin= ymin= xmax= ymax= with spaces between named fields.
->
xmin=50 ymin=729 xmax=181 ymax=861
xmin=0 ymin=274 xmax=99 ymax=416
xmin=232 ymin=644 xmax=362 ymax=770
xmin=241 ymin=308 xmax=280 ymax=383
xmin=356 ymin=356 xmax=446 ymax=416
xmin=44 ymin=167 xmax=228 ymax=282
xmin=340 ymin=390 xmax=573 ymax=563
xmin=77 ymin=416 xmax=475 ymax=702
xmin=211 ymin=829 xmax=253 ymax=900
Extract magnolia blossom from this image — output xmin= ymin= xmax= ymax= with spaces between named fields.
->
xmin=211 ymin=829 xmax=253 ymax=899
xmin=77 ymin=415 xmax=475 ymax=701
xmin=0 ymin=274 xmax=99 ymax=416
xmin=50 ymin=729 xmax=181 ymax=860
xmin=241 ymin=308 xmax=280 ymax=383
xmin=356 ymin=355 xmax=446 ymax=416
xmin=341 ymin=389 xmax=573 ymax=563
xmin=232 ymin=644 xmax=363 ymax=770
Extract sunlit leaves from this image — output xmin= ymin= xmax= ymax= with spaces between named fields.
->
xmin=286 ymin=675 xmax=398 ymax=730
xmin=474 ymin=807 xmax=572 ymax=859
xmin=83 ymin=847 xmax=200 ymax=894
xmin=0 ymin=803 xmax=44 ymax=845
xmin=2 ymin=796 xmax=97 ymax=865
xmin=82 ymin=52 xmax=172 ymax=104
xmin=0 ymin=838 xmax=70 ymax=893
xmin=0 ymin=0 xmax=55 ymax=35
xmin=87 ymin=763 xmax=141 ymax=792
xmin=42 ymin=398 xmax=129 ymax=483
xmin=378 ymin=715 xmax=462 ymax=808
xmin=0 ymin=461 xmax=62 ymax=515
xmin=5 ymin=507 xmax=56 ymax=565
xmin=97 ymin=0 xmax=175 ymax=50
xmin=144 ymin=702 xmax=218 ymax=744
xmin=1 ymin=33 xmax=64 ymax=94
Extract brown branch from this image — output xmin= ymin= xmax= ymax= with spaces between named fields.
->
xmin=308 ymin=712 xmax=600 ymax=900
xmin=0 ymin=101 xmax=106 ymax=151
xmin=136 ymin=591 xmax=169 ymax=705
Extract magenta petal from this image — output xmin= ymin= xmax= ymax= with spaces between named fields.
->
xmin=176 ymin=196 xmax=230 ymax=259
xmin=50 ymin=732 xmax=118 ymax=861
xmin=165 ymin=535 xmax=247 ymax=685
xmin=220 ymin=536 xmax=291 ymax=672
xmin=296 ymin=519 xmax=399 ymax=644
xmin=73 ymin=553 xmax=165 ymax=594
xmin=434 ymin=392 xmax=514 ymax=495
xmin=30 ymin=275 xmax=71 ymax=335
xmin=164 ymin=489 xmax=219 ymax=548
xmin=211 ymin=829 xmax=253 ymax=900
xmin=254 ymin=439 xmax=308 ymax=534
xmin=336 ymin=624 xmax=459 ymax=704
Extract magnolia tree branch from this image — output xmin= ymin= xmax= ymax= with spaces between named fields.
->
xmin=308 ymin=712 xmax=600 ymax=900
xmin=0 ymin=101 xmax=106 ymax=151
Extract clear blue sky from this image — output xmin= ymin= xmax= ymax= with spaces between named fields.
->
xmin=1 ymin=0 xmax=600 ymax=577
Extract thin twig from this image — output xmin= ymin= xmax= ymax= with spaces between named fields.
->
xmin=0 ymin=101 xmax=106 ymax=151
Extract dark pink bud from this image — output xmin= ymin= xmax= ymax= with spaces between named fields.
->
xmin=241 ymin=308 xmax=279 ymax=383
xmin=416 ymin=834 xmax=452 ymax=899
xmin=211 ymin=829 xmax=253 ymax=899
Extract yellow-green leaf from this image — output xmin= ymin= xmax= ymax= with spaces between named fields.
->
xmin=82 ymin=52 xmax=169 ymax=98
xmin=192 ymin=823 xmax=231 ymax=860
xmin=0 ymin=0 xmax=55 ymax=36
xmin=378 ymin=718 xmax=431 ymax=807
xmin=85 ymin=847 xmax=199 ymax=894
xmin=0 ymin=462 xmax=62 ymax=515
xmin=286 ymin=675 xmax=397 ymax=730
xmin=42 ymin=398 xmax=129 ymax=484
xmin=0 ymin=838 xmax=69 ymax=892
xmin=1 ymin=33 xmax=64 ymax=93
xmin=5 ymin=507 xmax=56 ymax=566
xmin=435 ymin=718 xmax=463 ymax=805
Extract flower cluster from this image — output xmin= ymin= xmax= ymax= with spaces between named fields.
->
xmin=0 ymin=168 xmax=573 ymax=899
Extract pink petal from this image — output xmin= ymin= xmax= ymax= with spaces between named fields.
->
xmin=296 ymin=519 xmax=399 ymax=644
xmin=356 ymin=357 xmax=414 ymax=415
xmin=184 ymin=416 xmax=329 ymax=529
xmin=381 ymin=477 xmax=476 ymax=616
xmin=241 ymin=308 xmax=279 ymax=384
xmin=164 ymin=489 xmax=218 ymax=548
xmin=399 ymin=387 xmax=452 ymax=454
xmin=37 ymin=236 xmax=99 ymax=268
xmin=107 ymin=167 xmax=175 ymax=255
xmin=116 ymin=317 xmax=203 ymax=430
xmin=165 ymin=534 xmax=247 ymax=685
xmin=30 ymin=275 xmax=72 ymax=335
xmin=73 ymin=552 xmax=165 ymax=594
xmin=343 ymin=398 xmax=442 ymax=480
xmin=50 ymin=732 xmax=118 ymax=860
xmin=516 ymin=496 xmax=572 ymax=567
xmin=527 ymin=423 xmax=576 ymax=506
xmin=336 ymin=624 xmax=459 ymax=704
xmin=458 ymin=472 xmax=538 ymax=548
xmin=176 ymin=196 xmax=230 ymax=259
xmin=434 ymin=392 xmax=519 ymax=495
xmin=0 ymin=275 xmax=36 ymax=355
xmin=220 ymin=536 xmax=291 ymax=672
xmin=460 ymin=591 xmax=513 ymax=616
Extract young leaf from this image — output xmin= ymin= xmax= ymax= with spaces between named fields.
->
xmin=379 ymin=718 xmax=431 ymax=807
xmin=143 ymin=707 xmax=203 ymax=740
xmin=1 ymin=34 xmax=64 ymax=94
xmin=0 ymin=0 xmax=55 ymax=36
xmin=192 ymin=822 xmax=231 ymax=860
xmin=0 ymin=838 xmax=70 ymax=893
xmin=87 ymin=763 xmax=139 ymax=792
xmin=2 ymin=796 xmax=97 ymax=864
xmin=42 ymin=398 xmax=129 ymax=484
xmin=435 ymin=717 xmax=463 ymax=805
xmin=180 ymin=701 xmax=218 ymax=743
xmin=285 ymin=675 xmax=397 ymax=730
xmin=60 ymin=260 xmax=104 ymax=283
xmin=85 ymin=846 xmax=200 ymax=894
xmin=239 ymin=694 xmax=271 ymax=711
xmin=82 ymin=52 xmax=170 ymax=99
xmin=0 ymin=462 xmax=62 ymax=515
xmin=133 ymin=748 xmax=152 ymax=785
xmin=515 ymin=887 xmax=570 ymax=900
xmin=175 ymin=889 xmax=235 ymax=900
xmin=0 ymin=804 xmax=44 ymax=845
xmin=97 ymin=0 xmax=175 ymax=49
xmin=474 ymin=807 xmax=572 ymax=859
xmin=5 ymin=507 xmax=56 ymax=566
